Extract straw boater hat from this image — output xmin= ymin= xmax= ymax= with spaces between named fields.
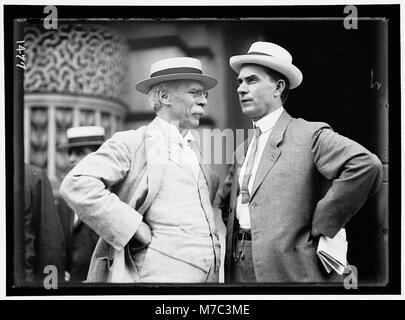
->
xmin=59 ymin=126 xmax=105 ymax=149
xmin=229 ymin=41 xmax=303 ymax=89
xmin=135 ymin=57 xmax=217 ymax=94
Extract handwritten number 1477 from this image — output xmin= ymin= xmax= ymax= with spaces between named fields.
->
xmin=16 ymin=40 xmax=26 ymax=70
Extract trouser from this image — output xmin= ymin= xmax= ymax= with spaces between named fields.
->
xmin=134 ymin=247 xmax=219 ymax=283
xmin=230 ymin=229 xmax=257 ymax=283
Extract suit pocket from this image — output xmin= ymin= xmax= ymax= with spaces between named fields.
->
xmin=292 ymin=235 xmax=319 ymax=252
xmin=289 ymin=245 xmax=320 ymax=281
xmin=94 ymin=256 xmax=113 ymax=270
xmin=131 ymin=247 xmax=149 ymax=278
xmin=306 ymin=231 xmax=320 ymax=248
xmin=87 ymin=256 xmax=111 ymax=282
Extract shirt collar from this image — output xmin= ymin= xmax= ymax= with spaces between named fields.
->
xmin=157 ymin=116 xmax=194 ymax=146
xmin=253 ymin=106 xmax=284 ymax=133
xmin=183 ymin=130 xmax=195 ymax=143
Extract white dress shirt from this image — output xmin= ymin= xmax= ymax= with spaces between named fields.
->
xmin=157 ymin=117 xmax=200 ymax=181
xmin=236 ymin=107 xmax=284 ymax=229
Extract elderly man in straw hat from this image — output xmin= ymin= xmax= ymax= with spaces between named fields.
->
xmin=57 ymin=126 xmax=105 ymax=283
xmin=218 ymin=41 xmax=383 ymax=283
xmin=60 ymin=57 xmax=221 ymax=283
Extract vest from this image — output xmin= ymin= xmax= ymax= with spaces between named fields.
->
xmin=145 ymin=157 xmax=220 ymax=273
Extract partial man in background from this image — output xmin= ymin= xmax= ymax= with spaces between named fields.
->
xmin=60 ymin=57 xmax=221 ymax=283
xmin=24 ymin=163 xmax=65 ymax=286
xmin=219 ymin=41 xmax=383 ymax=283
xmin=57 ymin=126 xmax=104 ymax=283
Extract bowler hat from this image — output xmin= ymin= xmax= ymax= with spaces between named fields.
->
xmin=59 ymin=126 xmax=105 ymax=149
xmin=135 ymin=57 xmax=217 ymax=94
xmin=229 ymin=41 xmax=303 ymax=89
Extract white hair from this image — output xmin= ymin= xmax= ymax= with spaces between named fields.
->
xmin=147 ymin=80 xmax=189 ymax=112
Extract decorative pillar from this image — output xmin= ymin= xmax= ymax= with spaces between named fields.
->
xmin=23 ymin=24 xmax=129 ymax=194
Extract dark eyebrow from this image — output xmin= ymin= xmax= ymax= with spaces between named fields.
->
xmin=237 ymin=74 xmax=257 ymax=83
xmin=246 ymin=75 xmax=258 ymax=81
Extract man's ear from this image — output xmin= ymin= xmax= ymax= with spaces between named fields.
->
xmin=275 ymin=79 xmax=286 ymax=97
xmin=159 ymin=90 xmax=170 ymax=106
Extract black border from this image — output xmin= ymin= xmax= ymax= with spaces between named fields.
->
xmin=4 ymin=4 xmax=401 ymax=296
xmin=1 ymin=300 xmax=402 ymax=318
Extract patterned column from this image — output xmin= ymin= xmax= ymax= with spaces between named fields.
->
xmin=24 ymin=24 xmax=129 ymax=193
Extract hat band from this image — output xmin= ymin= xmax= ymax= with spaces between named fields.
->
xmin=247 ymin=51 xmax=274 ymax=57
xmin=151 ymin=67 xmax=202 ymax=78
xmin=68 ymin=136 xmax=104 ymax=145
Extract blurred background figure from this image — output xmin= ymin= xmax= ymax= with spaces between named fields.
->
xmin=24 ymin=163 xmax=65 ymax=286
xmin=57 ymin=126 xmax=105 ymax=283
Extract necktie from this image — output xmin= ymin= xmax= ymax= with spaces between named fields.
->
xmin=241 ymin=125 xmax=261 ymax=204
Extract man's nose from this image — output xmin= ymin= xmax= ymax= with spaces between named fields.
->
xmin=197 ymin=94 xmax=207 ymax=107
xmin=237 ymin=82 xmax=248 ymax=94
xmin=69 ymin=153 xmax=78 ymax=166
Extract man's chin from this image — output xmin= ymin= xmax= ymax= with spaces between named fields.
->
xmin=242 ymin=107 xmax=258 ymax=118
xmin=190 ymin=117 xmax=200 ymax=127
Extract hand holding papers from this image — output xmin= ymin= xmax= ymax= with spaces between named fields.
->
xmin=317 ymin=228 xmax=348 ymax=275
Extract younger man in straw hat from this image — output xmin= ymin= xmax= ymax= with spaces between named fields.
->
xmin=60 ymin=57 xmax=221 ymax=283
xmin=218 ymin=41 xmax=383 ymax=283
xmin=58 ymin=126 xmax=105 ymax=282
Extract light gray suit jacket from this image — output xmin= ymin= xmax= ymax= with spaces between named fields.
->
xmin=60 ymin=117 xmax=219 ymax=282
xmin=219 ymin=110 xmax=383 ymax=283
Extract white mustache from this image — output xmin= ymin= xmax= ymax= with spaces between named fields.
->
xmin=191 ymin=106 xmax=204 ymax=115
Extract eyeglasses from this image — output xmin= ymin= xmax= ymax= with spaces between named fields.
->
xmin=188 ymin=88 xmax=209 ymax=99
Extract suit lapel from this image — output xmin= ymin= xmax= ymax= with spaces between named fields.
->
xmin=250 ymin=110 xmax=293 ymax=201
xmin=168 ymin=143 xmax=195 ymax=178
xmin=163 ymin=125 xmax=199 ymax=181
xmin=189 ymin=139 xmax=214 ymax=194
xmin=137 ymin=117 xmax=168 ymax=215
